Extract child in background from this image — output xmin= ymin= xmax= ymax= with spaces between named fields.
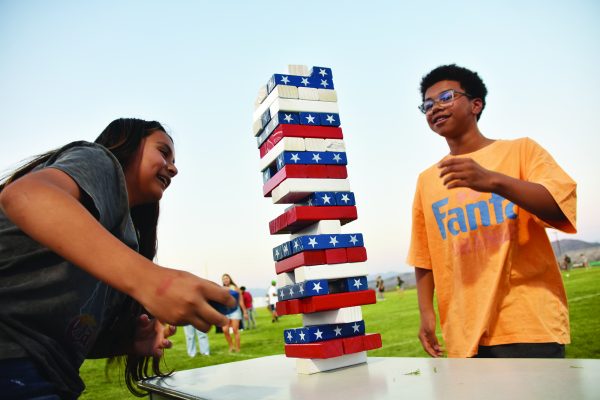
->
xmin=0 ymin=118 xmax=234 ymax=398
xmin=221 ymin=274 xmax=247 ymax=352
xmin=408 ymin=65 xmax=576 ymax=358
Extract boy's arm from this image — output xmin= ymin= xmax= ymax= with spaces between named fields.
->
xmin=438 ymin=158 xmax=567 ymax=224
xmin=0 ymin=168 xmax=234 ymax=331
xmin=415 ymin=267 xmax=443 ymax=357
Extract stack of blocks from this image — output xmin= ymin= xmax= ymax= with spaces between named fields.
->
xmin=252 ymin=65 xmax=382 ymax=374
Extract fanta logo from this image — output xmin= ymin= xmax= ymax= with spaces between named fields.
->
xmin=432 ymin=193 xmax=516 ymax=240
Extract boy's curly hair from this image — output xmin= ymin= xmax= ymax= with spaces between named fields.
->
xmin=420 ymin=64 xmax=488 ymax=120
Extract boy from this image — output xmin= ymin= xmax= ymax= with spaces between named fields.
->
xmin=407 ymin=64 xmax=577 ymax=358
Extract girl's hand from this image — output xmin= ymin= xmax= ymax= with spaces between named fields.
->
xmin=136 ymin=267 xmax=236 ymax=332
xmin=132 ymin=314 xmax=176 ymax=357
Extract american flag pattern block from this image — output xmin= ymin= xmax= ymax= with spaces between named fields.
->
xmin=253 ymin=65 xmax=382 ymax=374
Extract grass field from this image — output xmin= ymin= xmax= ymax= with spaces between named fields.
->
xmin=80 ymin=267 xmax=600 ymax=399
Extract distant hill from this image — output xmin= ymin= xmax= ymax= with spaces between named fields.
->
xmin=551 ymin=239 xmax=600 ymax=256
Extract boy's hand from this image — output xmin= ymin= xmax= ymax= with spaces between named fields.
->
xmin=418 ymin=311 xmax=443 ymax=357
xmin=132 ymin=314 xmax=176 ymax=357
xmin=438 ymin=158 xmax=499 ymax=192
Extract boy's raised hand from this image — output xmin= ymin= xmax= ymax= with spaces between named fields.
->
xmin=136 ymin=267 xmax=236 ymax=333
xmin=438 ymin=157 xmax=499 ymax=192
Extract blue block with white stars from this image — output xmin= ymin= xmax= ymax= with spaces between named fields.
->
xmin=260 ymin=109 xmax=271 ymax=128
xmin=335 ymin=191 xmax=356 ymax=206
xmin=310 ymin=66 xmax=333 ymax=80
xmin=277 ymin=279 xmax=330 ymax=301
xmin=308 ymin=192 xmax=337 ymax=206
xmin=262 ymin=166 xmax=277 ymax=183
xmin=277 ymin=111 xmax=300 ymax=125
xmin=319 ymin=112 xmax=341 ymax=127
xmin=272 ymin=151 xmax=348 ymax=170
xmin=338 ymin=233 xmax=364 ymax=248
xmin=267 ymin=74 xmax=303 ymax=93
xmin=272 ymin=234 xmax=366 ymax=260
xmin=323 ymin=152 xmax=347 ymax=165
xmin=328 ymin=276 xmax=369 ymax=293
xmin=299 ymin=112 xmax=320 ymax=126
xmin=284 ymin=320 xmax=365 ymax=344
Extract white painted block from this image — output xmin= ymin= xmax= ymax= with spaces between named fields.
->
xmin=294 ymin=263 xmax=369 ymax=283
xmin=259 ymin=137 xmax=306 ymax=171
xmin=252 ymin=119 xmax=263 ymax=136
xmin=268 ymin=98 xmax=339 ymax=119
xmin=290 ymin=220 xmax=341 ymax=239
xmin=324 ymin=139 xmax=346 ymax=152
xmin=298 ymin=87 xmax=319 ymax=101
xmin=271 ymin=178 xmax=351 ymax=204
xmin=288 ymin=64 xmax=310 ymax=76
xmin=253 ymin=86 xmax=300 ymax=121
xmin=318 ymin=89 xmax=338 ymax=102
xmin=277 ymin=272 xmax=295 ymax=287
xmin=295 ymin=352 xmax=367 ymax=374
xmin=302 ymin=306 xmax=363 ymax=326
xmin=303 ymin=138 xmax=327 ymax=152
xmin=254 ymin=85 xmax=268 ymax=107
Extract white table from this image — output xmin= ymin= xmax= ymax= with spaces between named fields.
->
xmin=140 ymin=355 xmax=599 ymax=400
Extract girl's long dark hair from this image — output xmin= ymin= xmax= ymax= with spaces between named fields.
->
xmin=1 ymin=118 xmax=172 ymax=396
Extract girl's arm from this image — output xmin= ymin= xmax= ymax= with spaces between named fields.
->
xmin=0 ymin=168 xmax=234 ymax=331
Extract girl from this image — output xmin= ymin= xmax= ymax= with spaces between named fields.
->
xmin=221 ymin=273 xmax=247 ymax=353
xmin=0 ymin=118 xmax=234 ymax=399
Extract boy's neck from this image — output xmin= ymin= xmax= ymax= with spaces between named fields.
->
xmin=445 ymin=126 xmax=494 ymax=155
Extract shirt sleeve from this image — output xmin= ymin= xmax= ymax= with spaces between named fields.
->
xmin=406 ymin=175 xmax=432 ymax=269
xmin=45 ymin=143 xmax=129 ymax=231
xmin=521 ymin=137 xmax=577 ymax=233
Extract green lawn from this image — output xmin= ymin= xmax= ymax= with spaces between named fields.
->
xmin=80 ymin=267 xmax=600 ymax=399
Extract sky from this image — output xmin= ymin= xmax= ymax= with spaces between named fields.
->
xmin=1 ymin=1 xmax=599 ymax=290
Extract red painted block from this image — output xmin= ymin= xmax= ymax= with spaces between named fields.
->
xmin=275 ymin=301 xmax=287 ymax=316
xmin=275 ymin=250 xmax=327 ymax=274
xmin=362 ymin=333 xmax=382 ymax=351
xmin=346 ymin=246 xmax=368 ymax=262
xmin=277 ymin=290 xmax=377 ymax=316
xmin=341 ymin=335 xmax=364 ymax=354
xmin=324 ymin=248 xmax=348 ymax=264
xmin=269 ymin=206 xmax=358 ymax=234
xmin=285 ymin=339 xmax=344 ymax=359
xmin=263 ymin=165 xmax=308 ymax=196
xmin=326 ymin=165 xmax=348 ymax=179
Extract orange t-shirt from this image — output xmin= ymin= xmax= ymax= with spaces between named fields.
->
xmin=407 ymin=138 xmax=577 ymax=357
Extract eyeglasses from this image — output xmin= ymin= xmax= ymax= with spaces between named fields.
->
xmin=419 ymin=89 xmax=472 ymax=114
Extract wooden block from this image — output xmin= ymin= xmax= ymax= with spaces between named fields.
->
xmin=268 ymin=98 xmax=339 ymax=119
xmin=288 ymin=64 xmax=309 ymax=76
xmin=259 ymin=137 xmax=305 ymax=172
xmin=295 ymin=351 xmax=367 ymax=374
xmin=253 ymin=86 xmax=301 ymax=123
xmin=324 ymin=139 xmax=346 ymax=152
xmin=258 ymin=124 xmax=343 ymax=148
xmin=324 ymin=248 xmax=347 ymax=264
xmin=346 ymin=246 xmax=368 ymax=262
xmin=291 ymin=220 xmax=342 ymax=238
xmin=252 ymin=118 xmax=263 ymax=136
xmin=302 ymin=306 xmax=363 ymax=326
xmin=275 ymin=250 xmax=327 ymax=274
xmin=300 ymin=290 xmax=376 ymax=314
xmin=285 ymin=339 xmax=344 ymax=359
xmin=294 ymin=263 xmax=369 ymax=282
xmin=342 ymin=335 xmax=364 ymax=354
xmin=326 ymin=165 xmax=348 ymax=179
xmin=298 ymin=87 xmax=319 ymax=101
xmin=304 ymin=138 xmax=327 ymax=152
xmin=277 ymin=272 xmax=295 ymax=287
xmin=269 ymin=206 xmax=357 ymax=234
xmin=262 ymin=165 xmax=307 ymax=197
xmin=318 ymin=89 xmax=338 ymax=102
xmin=275 ymin=301 xmax=287 ymax=315
xmin=271 ymin=178 xmax=351 ymax=204
xmin=255 ymin=85 xmax=268 ymax=107
xmin=362 ymin=333 xmax=383 ymax=351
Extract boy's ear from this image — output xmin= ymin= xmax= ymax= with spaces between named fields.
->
xmin=471 ymin=98 xmax=483 ymax=116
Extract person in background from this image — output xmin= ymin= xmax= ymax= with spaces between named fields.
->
xmin=183 ymin=325 xmax=210 ymax=356
xmin=267 ymin=280 xmax=278 ymax=322
xmin=221 ymin=273 xmax=247 ymax=352
xmin=240 ymin=286 xmax=256 ymax=329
